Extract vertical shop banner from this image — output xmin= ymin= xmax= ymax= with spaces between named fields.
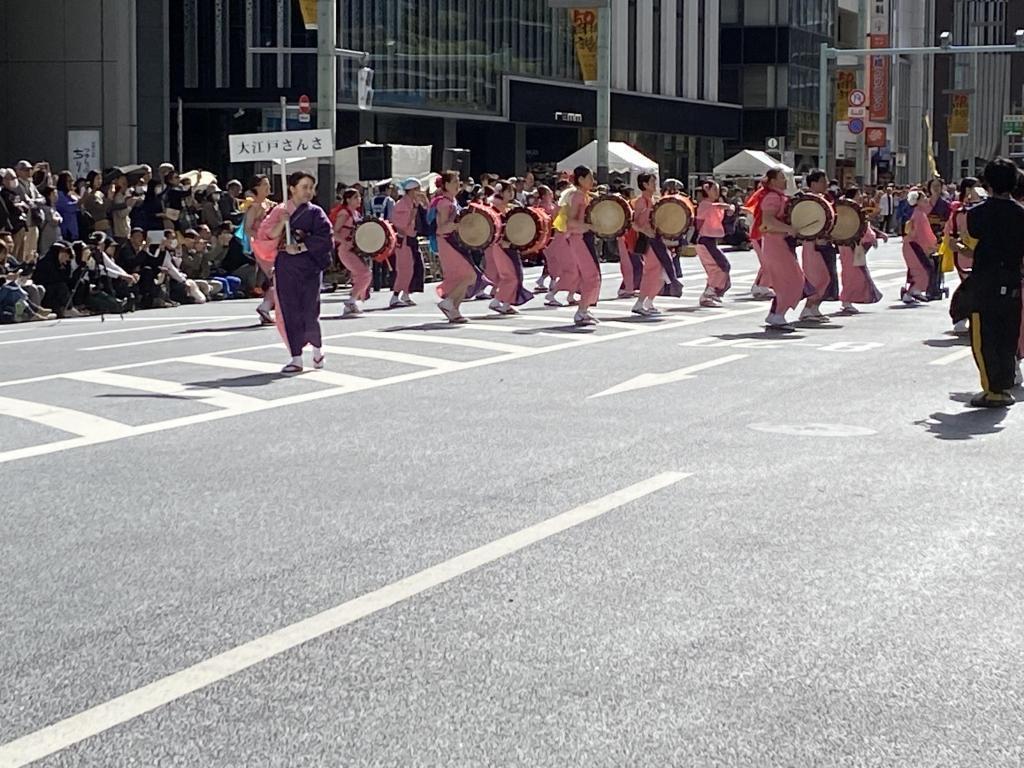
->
xmin=572 ymin=8 xmax=598 ymax=84
xmin=68 ymin=130 xmax=101 ymax=178
xmin=869 ymin=34 xmax=890 ymax=121
xmin=949 ymin=92 xmax=970 ymax=136
xmin=835 ymin=70 xmax=856 ymax=122
xmin=298 ymin=0 xmax=317 ymax=30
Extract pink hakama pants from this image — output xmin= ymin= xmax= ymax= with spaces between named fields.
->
xmin=564 ymin=233 xmax=601 ymax=305
xmin=761 ymin=234 xmax=806 ymax=314
xmin=902 ymin=240 xmax=933 ymax=294
xmin=486 ymin=243 xmax=518 ymax=305
xmin=838 ymin=246 xmax=882 ymax=305
xmin=338 ymin=247 xmax=371 ymax=301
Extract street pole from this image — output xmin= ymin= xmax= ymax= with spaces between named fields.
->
xmin=818 ymin=43 xmax=829 ymax=173
xmin=317 ymin=0 xmax=337 ymax=206
xmin=177 ymin=97 xmax=184 ymax=172
xmin=596 ymin=4 xmax=611 ymax=184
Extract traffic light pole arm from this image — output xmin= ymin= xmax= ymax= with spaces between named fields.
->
xmin=816 ymin=39 xmax=1024 ymax=174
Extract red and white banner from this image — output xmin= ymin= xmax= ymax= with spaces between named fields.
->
xmin=869 ymin=34 xmax=890 ymax=122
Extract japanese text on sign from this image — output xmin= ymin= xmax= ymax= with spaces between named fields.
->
xmin=228 ymin=129 xmax=334 ymax=163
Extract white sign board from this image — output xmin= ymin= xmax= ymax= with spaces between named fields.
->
xmin=68 ymin=130 xmax=101 ymax=178
xmin=228 ymin=129 xmax=333 ymax=163
xmin=847 ymin=106 xmax=866 ymax=119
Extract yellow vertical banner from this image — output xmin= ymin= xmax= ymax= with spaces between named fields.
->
xmin=572 ymin=8 xmax=598 ymax=83
xmin=835 ymin=70 xmax=856 ymax=122
xmin=298 ymin=0 xmax=317 ymax=31
xmin=924 ymin=114 xmax=938 ymax=178
xmin=948 ymin=93 xmax=970 ymax=136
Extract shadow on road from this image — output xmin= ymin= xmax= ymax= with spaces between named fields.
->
xmin=914 ymin=397 xmax=1010 ymax=440
xmin=922 ymin=336 xmax=969 ymax=348
xmin=714 ymin=331 xmax=809 ymax=341
xmin=177 ymin=324 xmax=265 ymax=334
xmin=185 ymin=373 xmax=283 ymax=389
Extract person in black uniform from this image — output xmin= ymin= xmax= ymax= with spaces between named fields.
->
xmin=963 ymin=157 xmax=1024 ymax=408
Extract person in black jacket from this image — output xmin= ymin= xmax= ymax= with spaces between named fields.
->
xmin=963 ymin=157 xmax=1024 ymax=408
xmin=32 ymin=241 xmax=82 ymax=317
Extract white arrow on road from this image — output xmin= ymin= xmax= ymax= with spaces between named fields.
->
xmin=588 ymin=354 xmax=748 ymax=399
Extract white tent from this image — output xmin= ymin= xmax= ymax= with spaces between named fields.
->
xmin=334 ymin=142 xmax=433 ymax=186
xmin=714 ymin=150 xmax=796 ymax=193
xmin=556 ymin=141 xmax=659 ymax=186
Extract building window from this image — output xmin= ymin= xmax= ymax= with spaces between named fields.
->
xmin=743 ymin=65 xmax=774 ymax=107
xmin=720 ymin=68 xmax=740 ymax=103
xmin=676 ymin=0 xmax=686 ymax=97
xmin=697 ymin=0 xmax=706 ymax=99
xmin=722 ymin=0 xmax=740 ymax=24
xmin=628 ymin=0 xmax=637 ymax=91
xmin=653 ymin=0 xmax=662 ymax=94
xmin=744 ymin=0 xmax=773 ymax=26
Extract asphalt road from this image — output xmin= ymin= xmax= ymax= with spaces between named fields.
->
xmin=2 ymin=241 xmax=1023 ymax=767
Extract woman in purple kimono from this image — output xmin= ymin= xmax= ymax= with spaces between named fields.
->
xmin=262 ymin=171 xmax=334 ymax=374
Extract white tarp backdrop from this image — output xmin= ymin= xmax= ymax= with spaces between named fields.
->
xmin=714 ymin=150 xmax=796 ymax=193
xmin=335 ymin=142 xmax=433 ymax=186
xmin=556 ymin=141 xmax=659 ymax=187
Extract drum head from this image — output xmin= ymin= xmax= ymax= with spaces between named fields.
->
xmin=505 ymin=210 xmax=538 ymax=248
xmin=589 ymin=198 xmax=627 ymax=237
xmin=831 ymin=201 xmax=865 ymax=244
xmin=653 ymin=199 xmax=692 ymax=239
xmin=458 ymin=210 xmax=495 ymax=249
xmin=790 ymin=199 xmax=829 ymax=238
xmin=354 ymin=221 xmax=386 ymax=254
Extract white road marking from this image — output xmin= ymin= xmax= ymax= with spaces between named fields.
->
xmin=359 ymin=331 xmax=526 ymax=354
xmin=929 ymin=347 xmax=973 ymax=366
xmin=320 ymin=344 xmax=459 ymax=370
xmin=61 ymin=371 xmax=267 ymax=412
xmin=180 ymin=354 xmax=374 ymax=389
xmin=0 ymin=471 xmax=691 ymax=768
xmin=589 ymin=354 xmax=748 ymax=398
xmin=0 ymin=318 xmax=249 ymax=346
xmin=0 ymin=306 xmax=768 ymax=465
xmin=80 ymin=332 xmax=239 ymax=352
xmin=0 ymin=396 xmax=133 ymax=439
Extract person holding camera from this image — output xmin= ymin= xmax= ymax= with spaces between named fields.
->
xmin=958 ymin=158 xmax=1024 ymax=408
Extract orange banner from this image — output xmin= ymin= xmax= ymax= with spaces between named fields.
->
xmin=949 ymin=93 xmax=970 ymax=136
xmin=869 ymin=34 xmax=890 ymax=121
xmin=298 ymin=0 xmax=317 ymax=31
xmin=572 ymin=9 xmax=598 ymax=83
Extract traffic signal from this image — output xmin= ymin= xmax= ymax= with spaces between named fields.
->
xmin=358 ymin=67 xmax=374 ymax=110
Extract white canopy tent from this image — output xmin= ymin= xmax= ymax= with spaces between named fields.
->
xmin=334 ymin=142 xmax=433 ymax=187
xmin=556 ymin=141 xmax=659 ymax=187
xmin=714 ymin=150 xmax=796 ymax=193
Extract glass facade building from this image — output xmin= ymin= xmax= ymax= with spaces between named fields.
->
xmin=169 ymin=0 xmax=740 ymax=183
xmin=719 ymin=0 xmax=837 ymax=170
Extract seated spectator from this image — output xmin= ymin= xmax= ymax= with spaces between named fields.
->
xmin=55 ymin=171 xmax=80 ymax=241
xmin=179 ymin=229 xmax=223 ymax=300
xmin=116 ymin=228 xmax=149 ymax=276
xmin=220 ymin=179 xmax=244 ymax=225
xmin=197 ymin=186 xmax=224 ymax=230
xmin=209 ymin=221 xmax=256 ymax=295
xmin=1 ymin=271 xmax=54 ymax=322
xmin=32 ymin=241 xmax=81 ymax=317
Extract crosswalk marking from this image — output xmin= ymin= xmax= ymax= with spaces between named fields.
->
xmin=0 ymin=395 xmax=133 ymax=439
xmin=929 ymin=347 xmax=973 ymax=366
xmin=319 ymin=344 xmax=459 ymax=370
xmin=179 ymin=355 xmax=373 ymax=388
xmin=360 ymin=331 xmax=526 ymax=354
xmin=61 ymin=371 xmax=267 ymax=411
xmin=80 ymin=332 xmax=240 ymax=352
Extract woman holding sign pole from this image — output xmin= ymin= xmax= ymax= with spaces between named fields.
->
xmin=258 ymin=171 xmax=333 ymax=374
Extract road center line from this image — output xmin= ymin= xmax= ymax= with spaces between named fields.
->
xmin=0 ymin=318 xmax=249 ymax=346
xmin=80 ymin=332 xmax=239 ymax=352
xmin=0 ymin=471 xmax=691 ymax=768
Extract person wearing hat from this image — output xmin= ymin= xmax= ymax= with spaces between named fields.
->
xmin=389 ymin=177 xmax=428 ymax=307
